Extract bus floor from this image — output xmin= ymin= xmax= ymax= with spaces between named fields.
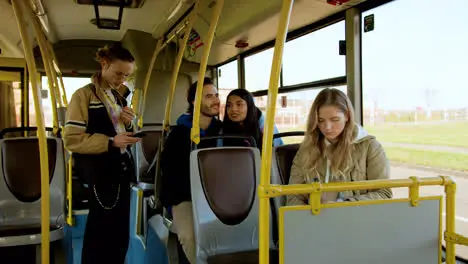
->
xmin=0 ymin=240 xmax=66 ymax=264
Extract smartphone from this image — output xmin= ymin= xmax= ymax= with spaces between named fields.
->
xmin=133 ymin=131 xmax=147 ymax=138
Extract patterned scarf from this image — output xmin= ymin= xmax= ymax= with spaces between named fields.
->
xmin=92 ymin=73 xmax=127 ymax=151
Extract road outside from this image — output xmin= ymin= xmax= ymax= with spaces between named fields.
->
xmin=390 ymin=164 xmax=468 ymax=260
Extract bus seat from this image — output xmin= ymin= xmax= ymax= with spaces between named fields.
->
xmin=190 ymin=147 xmax=278 ymax=264
xmin=270 ymin=143 xmax=300 ymax=247
xmin=271 ymin=143 xmax=300 ymax=208
xmin=0 ymin=127 xmax=57 ymax=139
xmin=134 ymin=124 xmax=163 ymax=184
xmin=0 ymin=137 xmax=66 ymax=247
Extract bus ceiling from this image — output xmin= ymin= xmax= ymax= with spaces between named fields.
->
xmin=0 ymin=0 xmax=371 ymax=66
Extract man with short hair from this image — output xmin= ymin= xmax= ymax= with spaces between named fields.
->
xmin=160 ymin=77 xmax=221 ymax=264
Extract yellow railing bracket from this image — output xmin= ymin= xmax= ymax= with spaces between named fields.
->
xmin=445 ymin=231 xmax=468 ymax=246
xmin=443 ymin=175 xmax=457 ymax=262
xmin=309 ymin=182 xmax=322 ymax=215
xmin=409 ymin=176 xmax=420 ymax=207
xmin=258 ymin=185 xmax=269 ymax=199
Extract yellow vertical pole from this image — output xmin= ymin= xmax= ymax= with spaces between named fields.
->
xmin=163 ymin=1 xmax=200 ymax=132
xmin=445 ymin=179 xmax=456 ymax=264
xmin=258 ymin=0 xmax=294 ymax=263
xmin=66 ymin=156 xmax=73 ymax=226
xmin=137 ymin=38 xmax=164 ymax=129
xmin=23 ymin=67 xmax=29 ymax=132
xmin=58 ymin=73 xmax=68 ymax=107
xmin=46 ymin=40 xmax=68 ymax=107
xmin=191 ymin=0 xmax=224 ymax=144
xmin=48 ymin=61 xmax=63 ymax=108
xmin=29 ymin=7 xmax=59 ymax=134
xmin=11 ymin=1 xmax=50 ymax=263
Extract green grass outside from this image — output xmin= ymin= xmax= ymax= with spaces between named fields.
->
xmin=384 ymin=147 xmax=468 ymax=172
xmin=365 ymin=121 xmax=468 ymax=148
xmin=276 ymin=121 xmax=468 ymax=172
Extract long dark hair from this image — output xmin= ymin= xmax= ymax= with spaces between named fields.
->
xmin=223 ymin=89 xmax=262 ymax=148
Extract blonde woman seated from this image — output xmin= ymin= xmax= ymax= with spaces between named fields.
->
xmin=287 ymin=88 xmax=392 ymax=205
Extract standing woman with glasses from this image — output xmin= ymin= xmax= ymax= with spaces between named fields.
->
xmin=63 ymin=43 xmax=140 ymax=263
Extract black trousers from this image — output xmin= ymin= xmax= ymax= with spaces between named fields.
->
xmin=81 ymin=154 xmax=132 ymax=264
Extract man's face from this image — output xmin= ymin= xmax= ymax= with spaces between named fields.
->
xmin=200 ymin=84 xmax=220 ymax=117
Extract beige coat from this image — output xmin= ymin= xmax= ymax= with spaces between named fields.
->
xmin=287 ymin=125 xmax=392 ymax=205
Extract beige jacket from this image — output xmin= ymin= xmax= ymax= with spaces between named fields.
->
xmin=63 ymin=79 xmax=132 ymax=155
xmin=287 ymin=124 xmax=392 ymax=205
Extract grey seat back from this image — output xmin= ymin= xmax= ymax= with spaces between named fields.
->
xmin=270 ymin=144 xmax=300 ymax=209
xmin=281 ymin=199 xmax=441 ymax=264
xmin=0 ymin=137 xmax=66 ymax=246
xmin=270 ymin=144 xmax=300 ymax=247
xmin=134 ymin=124 xmax=163 ymax=184
xmin=190 ymin=147 xmax=275 ymax=263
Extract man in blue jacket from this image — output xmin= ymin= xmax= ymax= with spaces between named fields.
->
xmin=160 ymin=77 xmax=221 ymax=264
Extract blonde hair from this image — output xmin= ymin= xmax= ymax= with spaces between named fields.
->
xmin=298 ymin=88 xmax=356 ymax=180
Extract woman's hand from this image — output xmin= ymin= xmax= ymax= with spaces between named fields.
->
xmin=120 ymin=106 xmax=135 ymax=125
xmin=112 ymin=132 xmax=140 ymax=148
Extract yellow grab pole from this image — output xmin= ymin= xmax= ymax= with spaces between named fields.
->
xmin=23 ymin=67 xmax=29 ymax=131
xmin=43 ymin=41 xmax=63 ymax=109
xmin=48 ymin=60 xmax=64 ymax=108
xmin=258 ymin=0 xmax=294 ymax=263
xmin=191 ymin=0 xmax=224 ymax=144
xmin=137 ymin=38 xmax=164 ymax=128
xmin=445 ymin=179 xmax=457 ymax=264
xmin=46 ymin=40 xmax=68 ymax=107
xmin=58 ymin=74 xmax=68 ymax=107
xmin=11 ymin=1 xmax=50 ymax=263
xmin=66 ymin=155 xmax=73 ymax=226
xmin=163 ymin=1 xmax=200 ymax=131
xmin=29 ymin=7 xmax=60 ymax=134
xmin=265 ymin=176 xmax=448 ymax=197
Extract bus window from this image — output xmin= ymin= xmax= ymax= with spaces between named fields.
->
xmin=35 ymin=76 xmax=90 ymax=127
xmin=362 ymin=0 xmax=468 ymax=259
xmin=245 ymin=47 xmax=280 ymax=92
xmin=217 ymin=60 xmax=238 ymax=120
xmin=283 ymin=20 xmax=345 ymax=86
xmin=0 ymin=80 xmax=21 ymax=130
xmin=254 ymin=85 xmax=347 ymax=144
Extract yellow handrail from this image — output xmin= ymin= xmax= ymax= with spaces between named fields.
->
xmin=11 ymin=1 xmax=51 ymax=263
xmin=46 ymin=41 xmax=68 ymax=107
xmin=268 ymin=176 xmax=459 ymax=263
xmin=29 ymin=4 xmax=73 ymax=226
xmin=136 ymin=7 xmax=192 ymax=128
xmin=258 ymin=0 xmax=294 ymax=263
xmin=137 ymin=37 xmax=164 ymax=129
xmin=58 ymin=73 xmax=68 ymax=107
xmin=445 ymin=178 xmax=457 ymax=264
xmin=30 ymin=7 xmax=60 ymax=135
xmin=48 ymin=59 xmax=64 ymax=108
xmin=66 ymin=155 xmax=73 ymax=226
xmin=163 ymin=0 xmax=200 ymax=131
xmin=265 ymin=176 xmax=448 ymax=197
xmin=191 ymin=0 xmax=224 ymax=144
